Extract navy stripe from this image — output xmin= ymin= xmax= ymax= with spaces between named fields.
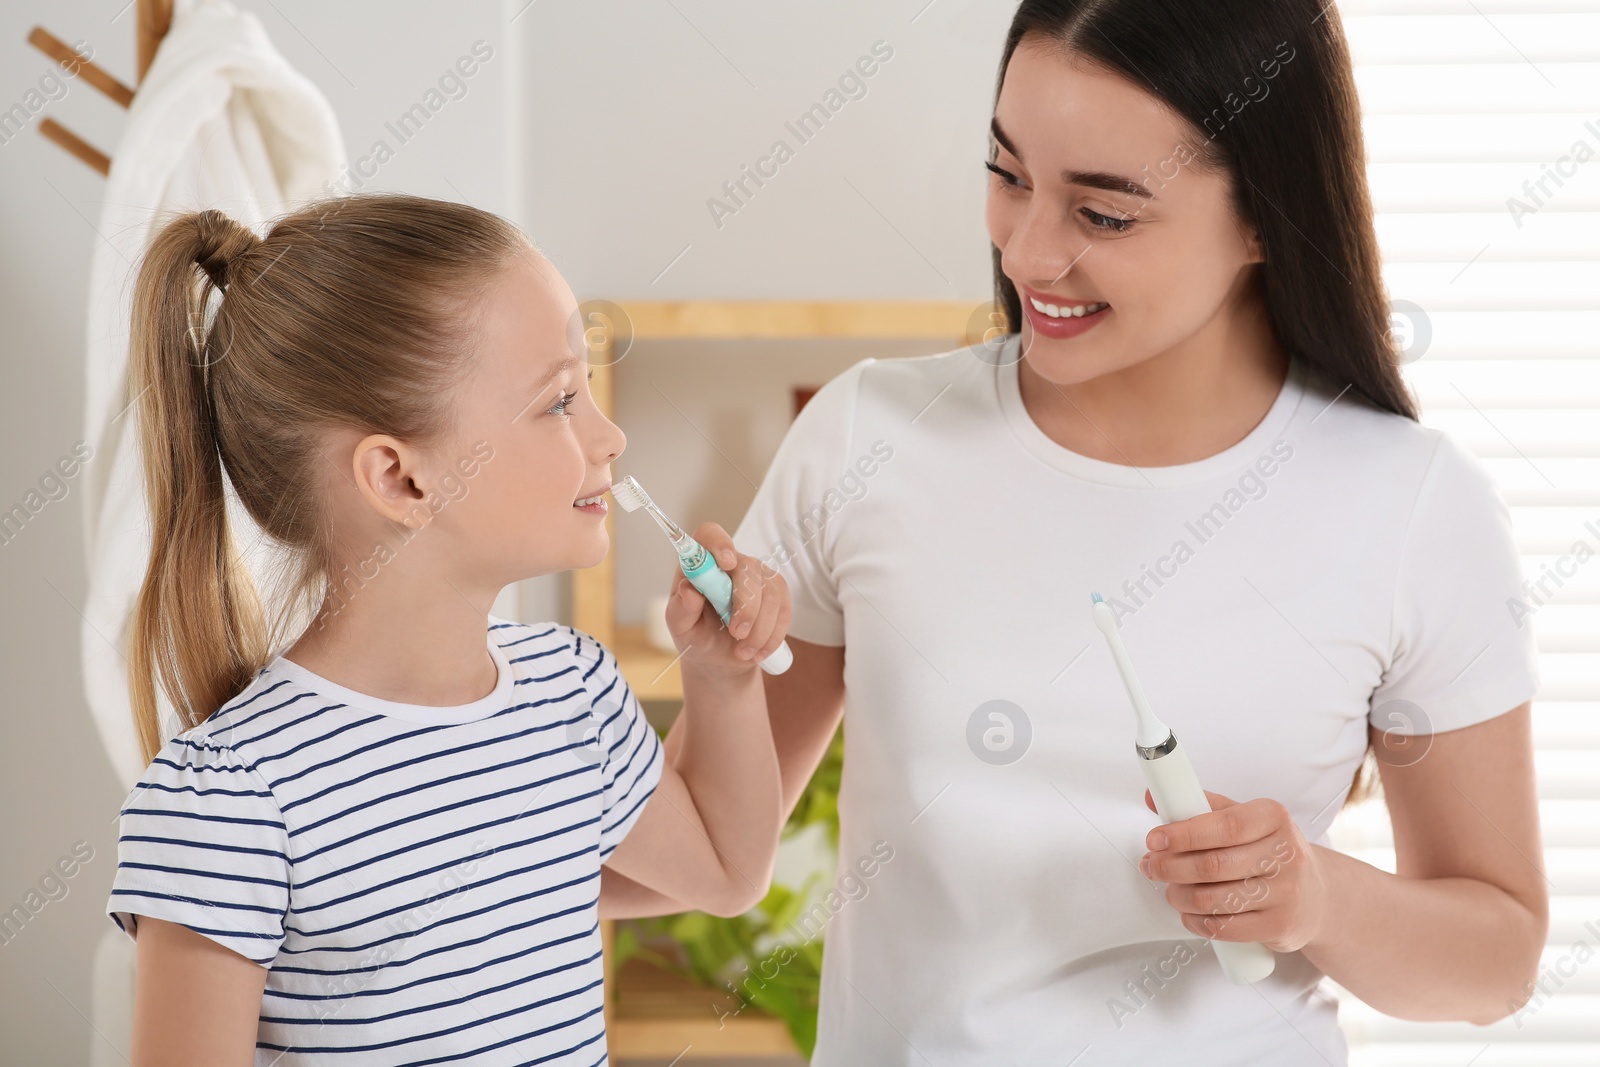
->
xmin=276 ymin=870 xmax=598 ymax=956
xmin=119 ymin=834 xmax=288 ymax=861
xmin=498 ymin=626 xmax=559 ymax=648
xmin=109 ymin=886 xmax=284 ymax=917
xmin=214 ymin=676 xmax=299 ymax=719
xmin=248 ymin=710 xmax=389 ymax=771
xmin=287 ymin=838 xmax=598 ymax=938
xmin=207 ymin=686 xmax=320 ymax=738
xmin=150 ymin=755 xmax=252 ymax=775
xmin=294 ymin=787 xmax=600 ymax=904
xmin=265 ymin=911 xmax=597 ymax=1000
xmin=288 ymin=724 xmax=592 ymax=844
xmin=604 ymin=714 xmax=653 ymax=790
xmin=117 ymin=861 xmax=289 ymax=889
xmin=508 ymin=644 xmax=569 ymax=666
xmin=600 ymin=744 xmax=662 ymax=851
xmin=262 ymin=945 xmax=603 ymax=1025
xmin=121 ymin=807 xmax=285 ymax=831
xmin=269 ymin=691 xmax=587 ymax=803
xmin=130 ymin=782 xmax=274 ymax=801
xmin=257 ymin=996 xmax=604 ymax=1060
xmin=271 ymin=890 xmax=598 ymax=977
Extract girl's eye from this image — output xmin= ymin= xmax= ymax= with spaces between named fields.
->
xmin=1082 ymin=208 xmax=1135 ymax=233
xmin=548 ymin=390 xmax=578 ymax=417
xmin=984 ymin=160 xmax=1024 ymax=189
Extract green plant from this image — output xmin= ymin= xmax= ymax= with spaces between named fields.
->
xmin=613 ymin=724 xmax=844 ymax=1056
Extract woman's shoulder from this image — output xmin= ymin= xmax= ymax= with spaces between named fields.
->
xmin=1289 ymin=364 xmax=1496 ymax=511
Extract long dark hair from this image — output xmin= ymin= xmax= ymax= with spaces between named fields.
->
xmin=993 ymin=0 xmax=1413 ymax=807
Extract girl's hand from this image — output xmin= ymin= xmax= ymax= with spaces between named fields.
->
xmin=1138 ymin=789 xmax=1331 ymax=953
xmin=663 ymin=521 xmax=790 ymax=678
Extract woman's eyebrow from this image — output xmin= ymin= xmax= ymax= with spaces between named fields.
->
xmin=990 ymin=116 xmax=1156 ymax=200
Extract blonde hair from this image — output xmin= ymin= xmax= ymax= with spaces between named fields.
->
xmin=126 ymin=192 xmax=530 ymax=765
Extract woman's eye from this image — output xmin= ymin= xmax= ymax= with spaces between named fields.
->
xmin=1082 ymin=208 xmax=1135 ymax=233
xmin=547 ymin=390 xmax=578 ymax=417
xmin=984 ymin=160 xmax=1024 ymax=189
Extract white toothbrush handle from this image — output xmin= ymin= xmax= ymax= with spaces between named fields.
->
xmin=685 ymin=563 xmax=793 ymax=676
xmin=1140 ymin=740 xmax=1277 ymax=986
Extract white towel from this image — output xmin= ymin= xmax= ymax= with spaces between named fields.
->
xmin=81 ymin=0 xmax=346 ymax=791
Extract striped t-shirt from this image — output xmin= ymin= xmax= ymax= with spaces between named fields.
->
xmin=107 ymin=616 xmax=664 ymax=1065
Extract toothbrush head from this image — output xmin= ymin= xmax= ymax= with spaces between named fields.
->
xmin=1090 ymin=592 xmax=1118 ymax=635
xmin=610 ymin=476 xmax=651 ymax=513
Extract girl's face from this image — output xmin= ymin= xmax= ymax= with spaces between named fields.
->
xmin=986 ymin=40 xmax=1264 ymax=385
xmin=428 ymin=250 xmax=627 ymax=584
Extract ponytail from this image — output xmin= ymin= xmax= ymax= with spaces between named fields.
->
xmin=126 ymin=210 xmax=271 ymax=765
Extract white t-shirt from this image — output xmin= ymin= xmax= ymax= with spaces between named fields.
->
xmin=732 ymin=336 xmax=1539 ymax=1066
xmin=107 ymin=617 xmax=663 ymax=1066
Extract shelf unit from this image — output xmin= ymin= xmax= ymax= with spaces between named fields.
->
xmin=574 ymin=300 xmax=981 ymax=1058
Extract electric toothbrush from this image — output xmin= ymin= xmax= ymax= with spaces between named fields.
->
xmin=610 ymin=476 xmax=793 ymax=675
xmin=1090 ymin=592 xmax=1275 ymax=985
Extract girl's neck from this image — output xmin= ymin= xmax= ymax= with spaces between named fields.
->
xmin=282 ymin=587 xmax=501 ymax=708
xmin=1017 ymin=285 xmax=1289 ymax=468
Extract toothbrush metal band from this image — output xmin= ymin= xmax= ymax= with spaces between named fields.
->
xmin=1135 ymin=731 xmax=1178 ymax=760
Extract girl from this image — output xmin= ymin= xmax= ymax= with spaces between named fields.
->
xmin=105 ymin=192 xmax=791 ymax=1066
xmin=605 ymin=0 xmax=1545 ymax=1064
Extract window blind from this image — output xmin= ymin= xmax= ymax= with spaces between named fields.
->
xmin=1326 ymin=3 xmax=1600 ymax=1064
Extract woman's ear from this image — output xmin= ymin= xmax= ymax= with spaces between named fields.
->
xmin=1240 ymin=220 xmax=1266 ymax=265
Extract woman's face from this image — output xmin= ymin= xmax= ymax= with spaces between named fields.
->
xmin=986 ymin=39 xmax=1264 ymax=385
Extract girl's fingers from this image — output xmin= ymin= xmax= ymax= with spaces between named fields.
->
xmin=763 ymin=593 xmax=793 ymax=658
xmin=743 ymin=572 xmax=783 ymax=658
xmin=726 ymin=559 xmax=764 ymax=641
xmin=664 ymin=573 xmax=704 ymax=636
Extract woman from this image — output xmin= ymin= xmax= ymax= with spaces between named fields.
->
xmin=603 ymin=1 xmax=1546 ymax=1063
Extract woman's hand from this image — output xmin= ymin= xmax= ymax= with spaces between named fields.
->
xmin=664 ymin=521 xmax=790 ymax=678
xmin=1138 ymin=789 xmax=1330 ymax=953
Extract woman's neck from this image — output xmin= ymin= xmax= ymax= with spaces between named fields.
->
xmin=1017 ymin=285 xmax=1289 ymax=468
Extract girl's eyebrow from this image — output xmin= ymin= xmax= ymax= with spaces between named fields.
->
xmin=528 ymin=356 xmax=582 ymax=397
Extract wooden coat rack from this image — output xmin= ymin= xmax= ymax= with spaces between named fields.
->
xmin=28 ymin=0 xmax=174 ymax=175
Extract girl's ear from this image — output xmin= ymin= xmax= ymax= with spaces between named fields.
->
xmin=352 ymin=434 xmax=431 ymax=528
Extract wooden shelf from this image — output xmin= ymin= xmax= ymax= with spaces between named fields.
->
xmin=621 ymin=299 xmax=979 ymax=339
xmin=613 ymin=624 xmax=684 ymax=703
xmin=610 ymin=956 xmax=798 ymax=1057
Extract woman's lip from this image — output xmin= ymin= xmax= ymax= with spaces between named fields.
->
xmin=1018 ymin=283 xmax=1107 ymax=310
xmin=1021 ymin=294 xmax=1111 ymax=339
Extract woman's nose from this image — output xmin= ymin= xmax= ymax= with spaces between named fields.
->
xmin=1004 ymin=201 xmax=1089 ymax=289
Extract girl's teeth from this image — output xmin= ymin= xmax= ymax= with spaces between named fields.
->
xmin=1030 ymin=297 xmax=1109 ymax=319
xmin=575 ymin=495 xmax=603 ymax=507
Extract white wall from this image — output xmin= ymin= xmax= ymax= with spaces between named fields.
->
xmin=0 ymin=1 xmax=1010 ymax=1061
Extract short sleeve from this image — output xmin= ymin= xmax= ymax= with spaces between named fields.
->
xmin=575 ymin=630 xmax=664 ymax=860
xmin=1368 ymin=431 xmax=1541 ymax=734
xmin=732 ymin=360 xmax=870 ymax=647
xmin=106 ymin=735 xmax=291 ymax=966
